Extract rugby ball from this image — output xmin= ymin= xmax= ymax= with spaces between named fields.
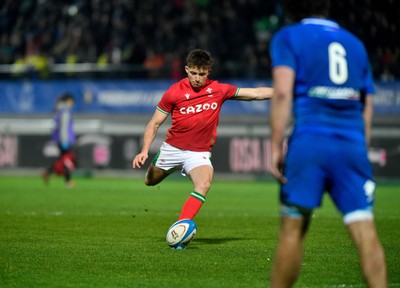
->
xmin=166 ymin=219 xmax=197 ymax=249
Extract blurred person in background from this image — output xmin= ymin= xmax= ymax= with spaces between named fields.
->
xmin=41 ymin=93 xmax=77 ymax=188
xmin=269 ymin=0 xmax=387 ymax=286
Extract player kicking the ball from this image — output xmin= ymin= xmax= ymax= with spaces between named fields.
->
xmin=133 ymin=49 xmax=273 ymax=221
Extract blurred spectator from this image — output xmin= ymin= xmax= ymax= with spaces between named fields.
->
xmin=143 ymin=48 xmax=165 ymax=78
xmin=0 ymin=34 xmax=14 ymax=64
xmin=0 ymin=0 xmax=398 ymax=80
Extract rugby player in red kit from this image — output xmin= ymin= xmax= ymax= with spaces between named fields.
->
xmin=133 ymin=49 xmax=273 ymax=221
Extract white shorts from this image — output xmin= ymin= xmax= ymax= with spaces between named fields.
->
xmin=152 ymin=142 xmax=213 ymax=176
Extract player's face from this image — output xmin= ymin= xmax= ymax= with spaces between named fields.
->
xmin=185 ymin=66 xmax=211 ymax=89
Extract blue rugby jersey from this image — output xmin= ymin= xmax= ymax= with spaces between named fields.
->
xmin=51 ymin=104 xmax=75 ymax=147
xmin=270 ymin=18 xmax=374 ymax=143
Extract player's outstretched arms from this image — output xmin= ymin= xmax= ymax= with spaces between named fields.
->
xmin=133 ymin=152 xmax=148 ymax=169
xmin=235 ymin=87 xmax=273 ymax=101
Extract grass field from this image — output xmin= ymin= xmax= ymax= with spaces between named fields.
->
xmin=0 ymin=175 xmax=399 ymax=287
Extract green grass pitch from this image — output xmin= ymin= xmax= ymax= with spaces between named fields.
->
xmin=0 ymin=175 xmax=399 ymax=287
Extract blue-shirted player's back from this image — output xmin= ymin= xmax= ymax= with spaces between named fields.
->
xmin=269 ymin=1 xmax=387 ymax=286
xmin=271 ymin=18 xmax=375 ymax=142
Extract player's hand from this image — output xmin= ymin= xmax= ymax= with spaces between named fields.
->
xmin=133 ymin=153 xmax=148 ymax=169
xmin=270 ymin=146 xmax=287 ymax=184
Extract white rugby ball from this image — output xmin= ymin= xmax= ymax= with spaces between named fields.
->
xmin=166 ymin=219 xmax=197 ymax=249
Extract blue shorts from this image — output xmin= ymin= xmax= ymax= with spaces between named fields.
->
xmin=280 ymin=134 xmax=375 ymax=216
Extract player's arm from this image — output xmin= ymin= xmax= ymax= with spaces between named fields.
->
xmin=270 ymin=66 xmax=294 ymax=184
xmin=133 ymin=109 xmax=168 ymax=169
xmin=363 ymin=94 xmax=373 ymax=147
xmin=234 ymin=87 xmax=273 ymax=101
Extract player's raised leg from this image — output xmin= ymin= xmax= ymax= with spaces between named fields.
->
xmin=346 ymin=219 xmax=387 ymax=288
xmin=144 ymin=164 xmax=170 ymax=186
xmin=178 ymin=165 xmax=213 ymax=220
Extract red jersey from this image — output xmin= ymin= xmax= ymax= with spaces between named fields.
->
xmin=157 ymin=78 xmax=238 ymax=152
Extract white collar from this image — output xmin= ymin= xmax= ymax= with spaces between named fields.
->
xmin=301 ymin=18 xmax=340 ymax=29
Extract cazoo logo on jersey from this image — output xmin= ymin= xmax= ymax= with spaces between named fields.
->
xmin=179 ymin=102 xmax=218 ymax=114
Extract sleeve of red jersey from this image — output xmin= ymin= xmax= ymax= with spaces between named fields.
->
xmin=156 ymin=89 xmax=174 ymax=115
xmin=219 ymin=82 xmax=239 ymax=100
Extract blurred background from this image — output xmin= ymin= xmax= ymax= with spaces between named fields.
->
xmin=0 ymin=0 xmax=399 ymax=179
xmin=0 ymin=0 xmax=398 ymax=80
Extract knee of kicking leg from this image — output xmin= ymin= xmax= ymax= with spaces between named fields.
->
xmin=144 ymin=172 xmax=164 ymax=186
xmin=144 ymin=168 xmax=157 ymax=186
xmin=144 ymin=174 xmax=159 ymax=186
xmin=145 ymin=178 xmax=157 ymax=186
xmin=144 ymin=166 xmax=169 ymax=186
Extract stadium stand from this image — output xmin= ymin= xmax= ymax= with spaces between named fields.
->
xmin=0 ymin=0 xmax=398 ymax=80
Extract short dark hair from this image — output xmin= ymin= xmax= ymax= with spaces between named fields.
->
xmin=60 ymin=93 xmax=75 ymax=103
xmin=280 ymin=0 xmax=330 ymax=22
xmin=186 ymin=49 xmax=213 ymax=69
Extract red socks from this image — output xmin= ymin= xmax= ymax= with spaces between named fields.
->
xmin=178 ymin=191 xmax=206 ymax=220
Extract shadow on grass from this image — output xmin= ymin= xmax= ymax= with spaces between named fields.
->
xmin=194 ymin=237 xmax=248 ymax=245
